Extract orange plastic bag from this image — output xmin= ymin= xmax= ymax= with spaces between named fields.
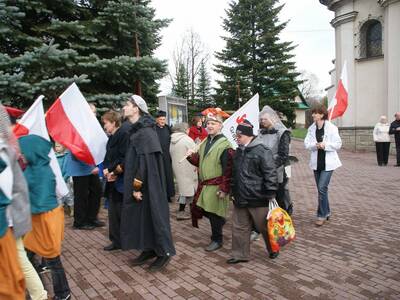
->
xmin=267 ymin=199 xmax=295 ymax=252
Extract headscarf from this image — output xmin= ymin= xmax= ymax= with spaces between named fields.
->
xmin=0 ymin=104 xmax=20 ymax=155
xmin=259 ymin=105 xmax=287 ymax=131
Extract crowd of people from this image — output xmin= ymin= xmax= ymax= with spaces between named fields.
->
xmin=4 ymin=93 xmax=399 ymax=299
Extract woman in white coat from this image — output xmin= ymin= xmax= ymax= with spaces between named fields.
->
xmin=373 ymin=116 xmax=390 ymax=166
xmin=304 ymin=104 xmax=342 ymax=226
xmin=170 ymin=123 xmax=198 ymax=220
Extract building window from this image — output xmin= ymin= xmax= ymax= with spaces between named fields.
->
xmin=360 ymin=20 xmax=382 ymax=58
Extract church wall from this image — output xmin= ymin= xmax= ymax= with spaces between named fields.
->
xmin=354 ymin=58 xmax=385 ymax=126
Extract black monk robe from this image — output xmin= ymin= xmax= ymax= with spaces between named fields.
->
xmin=120 ymin=115 xmax=176 ymax=257
xmin=155 ymin=125 xmax=175 ymax=200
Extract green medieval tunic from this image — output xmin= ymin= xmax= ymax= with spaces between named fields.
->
xmin=190 ymin=134 xmax=233 ymax=219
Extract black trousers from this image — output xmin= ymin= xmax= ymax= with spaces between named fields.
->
xmin=375 ymin=142 xmax=390 ymax=165
xmin=203 ymin=211 xmax=226 ymax=243
xmin=73 ymin=174 xmax=102 ymax=227
xmin=276 ymin=176 xmax=292 ymax=214
xmin=108 ymin=187 xmax=123 ymax=247
xmin=27 ymin=251 xmax=70 ymax=298
xmin=396 ymin=138 xmax=400 ymax=165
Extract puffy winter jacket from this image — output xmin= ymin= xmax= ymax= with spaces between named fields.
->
xmin=231 ymin=137 xmax=277 ymax=208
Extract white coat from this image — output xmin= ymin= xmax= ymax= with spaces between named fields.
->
xmin=373 ymin=123 xmax=390 ymax=142
xmin=304 ymin=121 xmax=342 ymax=171
xmin=170 ymin=132 xmax=198 ymax=197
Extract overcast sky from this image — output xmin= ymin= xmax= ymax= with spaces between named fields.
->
xmin=151 ymin=0 xmax=335 ymax=97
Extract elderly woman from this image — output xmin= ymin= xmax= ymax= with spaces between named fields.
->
xmin=304 ymin=104 xmax=342 ymax=226
xmin=257 ymin=105 xmax=292 ymax=215
xmin=373 ymin=116 xmax=390 ymax=166
xmin=170 ymin=123 xmax=198 ymax=220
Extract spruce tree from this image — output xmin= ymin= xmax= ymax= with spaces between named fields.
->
xmin=172 ymin=63 xmax=189 ymax=99
xmin=215 ymin=0 xmax=300 ymax=125
xmin=0 ymin=0 xmax=169 ymax=109
xmin=196 ymin=60 xmax=213 ymax=108
xmin=0 ymin=0 xmax=88 ymax=107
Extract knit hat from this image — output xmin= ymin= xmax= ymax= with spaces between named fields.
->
xmin=236 ymin=119 xmax=254 ymax=137
xmin=129 ymin=95 xmax=149 ymax=114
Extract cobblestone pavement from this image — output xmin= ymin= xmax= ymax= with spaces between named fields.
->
xmin=45 ymin=140 xmax=400 ymax=299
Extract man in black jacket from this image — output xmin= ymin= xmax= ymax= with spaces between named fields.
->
xmin=227 ymin=120 xmax=278 ymax=264
xmin=389 ymin=112 xmax=400 ymax=166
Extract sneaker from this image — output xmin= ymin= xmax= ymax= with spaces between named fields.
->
xmin=205 ymin=241 xmax=222 ymax=252
xmin=250 ymin=231 xmax=260 ymax=241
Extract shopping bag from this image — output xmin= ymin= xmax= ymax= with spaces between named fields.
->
xmin=267 ymin=199 xmax=295 ymax=252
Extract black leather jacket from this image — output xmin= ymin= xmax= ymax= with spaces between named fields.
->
xmin=231 ymin=137 xmax=277 ymax=208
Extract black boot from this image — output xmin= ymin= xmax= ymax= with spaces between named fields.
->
xmin=131 ymin=251 xmax=157 ymax=266
xmin=148 ymin=255 xmax=171 ymax=272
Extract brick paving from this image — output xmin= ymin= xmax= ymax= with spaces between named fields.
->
xmin=44 ymin=140 xmax=400 ymax=299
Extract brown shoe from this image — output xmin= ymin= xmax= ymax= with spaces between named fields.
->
xmin=315 ymin=219 xmax=325 ymax=226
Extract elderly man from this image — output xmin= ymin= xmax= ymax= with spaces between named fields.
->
xmin=228 ymin=119 xmax=278 ymax=264
xmin=389 ymin=112 xmax=400 ymax=166
xmin=187 ymin=112 xmax=234 ymax=252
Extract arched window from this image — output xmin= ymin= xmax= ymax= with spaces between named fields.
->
xmin=360 ymin=20 xmax=382 ymax=58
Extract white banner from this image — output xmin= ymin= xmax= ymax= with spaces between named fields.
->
xmin=222 ymin=94 xmax=260 ymax=148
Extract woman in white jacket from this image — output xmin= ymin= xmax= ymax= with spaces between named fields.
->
xmin=304 ymin=105 xmax=342 ymax=226
xmin=373 ymin=116 xmax=390 ymax=166
xmin=170 ymin=123 xmax=198 ymax=220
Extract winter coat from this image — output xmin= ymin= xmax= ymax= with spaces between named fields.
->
xmin=231 ymin=138 xmax=277 ymax=208
xmin=170 ymin=132 xmax=198 ymax=197
xmin=188 ymin=126 xmax=208 ymax=143
xmin=120 ymin=115 xmax=175 ymax=257
xmin=373 ymin=122 xmax=390 ymax=142
xmin=19 ymin=135 xmax=58 ymax=214
xmin=0 ymin=142 xmax=31 ymax=239
xmin=389 ymin=120 xmax=400 ymax=142
xmin=103 ymin=121 xmax=131 ymax=193
xmin=256 ymin=127 xmax=290 ymax=183
xmin=156 ymin=125 xmax=175 ymax=198
xmin=304 ymin=121 xmax=342 ymax=171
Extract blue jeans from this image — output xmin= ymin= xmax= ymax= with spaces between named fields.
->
xmin=313 ymin=170 xmax=333 ymax=219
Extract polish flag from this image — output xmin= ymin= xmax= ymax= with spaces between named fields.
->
xmin=46 ymin=83 xmax=108 ymax=165
xmin=328 ymin=61 xmax=348 ymax=121
xmin=222 ymin=93 xmax=259 ymax=148
xmin=13 ymin=96 xmax=69 ymax=198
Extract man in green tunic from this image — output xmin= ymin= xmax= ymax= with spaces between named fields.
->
xmin=187 ymin=113 xmax=234 ymax=252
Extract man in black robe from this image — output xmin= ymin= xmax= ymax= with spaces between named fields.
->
xmin=155 ymin=110 xmax=175 ymax=202
xmin=120 ymin=96 xmax=175 ymax=272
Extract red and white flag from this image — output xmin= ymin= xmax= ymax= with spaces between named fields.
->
xmin=328 ymin=61 xmax=348 ymax=121
xmin=13 ymin=96 xmax=69 ymax=198
xmin=46 ymin=83 xmax=108 ymax=165
xmin=222 ymin=94 xmax=260 ymax=148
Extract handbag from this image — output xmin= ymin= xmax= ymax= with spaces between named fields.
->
xmin=267 ymin=199 xmax=295 ymax=252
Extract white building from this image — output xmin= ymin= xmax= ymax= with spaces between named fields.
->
xmin=320 ymin=0 xmax=400 ymax=151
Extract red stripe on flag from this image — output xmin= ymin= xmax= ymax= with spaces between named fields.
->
xmin=328 ymin=79 xmax=348 ymax=120
xmin=13 ymin=123 xmax=29 ymax=138
xmin=46 ymin=98 xmax=95 ymax=165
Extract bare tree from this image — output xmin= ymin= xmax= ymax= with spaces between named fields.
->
xmin=169 ymin=29 xmax=208 ymax=104
xmin=298 ymin=70 xmax=323 ymax=100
